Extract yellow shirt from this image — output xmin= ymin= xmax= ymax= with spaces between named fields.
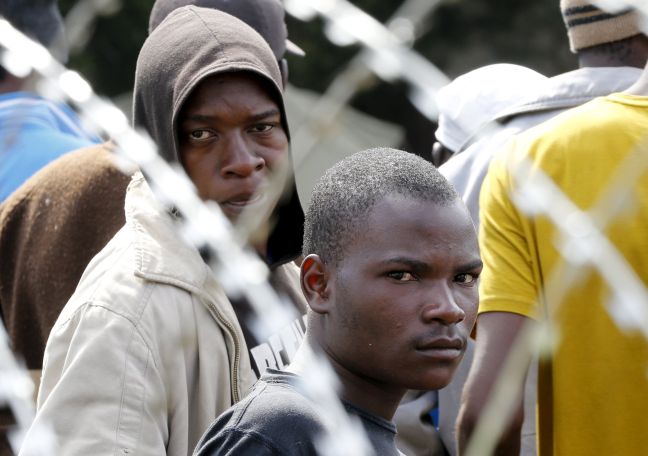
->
xmin=479 ymin=93 xmax=648 ymax=455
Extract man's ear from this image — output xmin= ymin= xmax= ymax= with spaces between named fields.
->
xmin=300 ymin=254 xmax=331 ymax=315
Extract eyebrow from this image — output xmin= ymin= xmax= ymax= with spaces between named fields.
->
xmin=380 ymin=257 xmax=484 ymax=272
xmin=380 ymin=258 xmax=428 ymax=270
xmin=181 ymin=108 xmax=281 ymax=124
xmin=247 ymin=108 xmax=282 ymax=123
xmin=457 ymin=260 xmax=484 ymax=271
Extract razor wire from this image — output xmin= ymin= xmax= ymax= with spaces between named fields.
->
xmin=286 ymin=1 xmax=648 ymax=455
xmin=285 ymin=0 xmax=449 ymax=180
xmin=0 ymin=17 xmax=374 ymax=456
xmin=63 ymin=0 xmax=122 ymax=56
xmin=0 ymin=0 xmax=647 ymax=454
xmin=286 ymin=0 xmax=447 ymax=208
xmin=463 ymin=142 xmax=648 ymax=456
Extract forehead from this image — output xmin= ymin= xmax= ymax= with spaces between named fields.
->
xmin=343 ymin=194 xmax=478 ymax=266
xmin=180 ymin=72 xmax=279 ymax=116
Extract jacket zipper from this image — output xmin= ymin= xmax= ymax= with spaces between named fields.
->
xmin=204 ymin=299 xmax=241 ymax=403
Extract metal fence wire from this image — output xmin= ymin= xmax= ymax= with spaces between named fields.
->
xmin=0 ymin=0 xmax=647 ymax=454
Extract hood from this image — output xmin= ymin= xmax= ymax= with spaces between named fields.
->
xmin=132 ymin=5 xmax=303 ymax=267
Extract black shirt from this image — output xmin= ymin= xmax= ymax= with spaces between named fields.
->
xmin=194 ymin=369 xmax=403 ymax=455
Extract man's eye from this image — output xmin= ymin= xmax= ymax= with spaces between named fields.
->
xmin=387 ymin=271 xmax=417 ymax=282
xmin=189 ymin=130 xmax=213 ymax=140
xmin=455 ymin=273 xmax=477 ymax=284
xmin=250 ymin=123 xmax=274 ymax=133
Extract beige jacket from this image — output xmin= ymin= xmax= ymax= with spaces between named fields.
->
xmin=22 ymin=175 xmax=298 ymax=455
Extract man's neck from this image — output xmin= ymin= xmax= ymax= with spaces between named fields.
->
xmin=577 ymin=35 xmax=648 ymax=69
xmin=577 ymin=52 xmax=645 ymax=69
xmin=287 ymin=338 xmax=405 ymax=421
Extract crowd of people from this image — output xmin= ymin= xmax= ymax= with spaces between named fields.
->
xmin=0 ymin=0 xmax=646 ymax=455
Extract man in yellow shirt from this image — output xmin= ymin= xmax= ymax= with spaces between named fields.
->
xmin=457 ymin=18 xmax=648 ymax=456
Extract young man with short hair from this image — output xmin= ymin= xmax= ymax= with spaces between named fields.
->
xmin=195 ymin=148 xmax=482 ymax=455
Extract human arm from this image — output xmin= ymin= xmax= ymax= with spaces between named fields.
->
xmin=20 ymin=301 xmax=168 ymax=456
xmin=456 ymin=312 xmax=532 ymax=455
xmin=456 ymin=139 xmax=539 ymax=455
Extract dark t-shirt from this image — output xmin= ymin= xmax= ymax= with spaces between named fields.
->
xmin=194 ymin=369 xmax=403 ymax=456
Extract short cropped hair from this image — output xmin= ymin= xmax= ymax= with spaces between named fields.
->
xmin=303 ymin=147 xmax=458 ymax=265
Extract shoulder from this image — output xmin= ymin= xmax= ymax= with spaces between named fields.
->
xmin=0 ymin=142 xmax=128 ymax=213
xmin=197 ymin=374 xmax=322 ymax=455
xmin=232 ymin=375 xmax=322 ymax=433
xmin=36 ymin=142 xmax=131 ymax=198
xmin=495 ymin=94 xmax=646 ymax=178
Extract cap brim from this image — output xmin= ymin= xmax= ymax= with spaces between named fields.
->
xmin=286 ymin=39 xmax=305 ymax=57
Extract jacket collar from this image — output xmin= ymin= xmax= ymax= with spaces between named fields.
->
xmin=498 ymin=66 xmax=643 ymax=120
xmin=125 ymin=173 xmax=210 ymax=292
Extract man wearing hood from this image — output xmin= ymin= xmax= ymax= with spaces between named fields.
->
xmin=0 ymin=0 xmax=304 ymax=380
xmin=22 ymin=7 xmax=305 ymax=456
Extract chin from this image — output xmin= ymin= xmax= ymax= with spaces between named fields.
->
xmin=409 ymin=365 xmax=460 ymax=391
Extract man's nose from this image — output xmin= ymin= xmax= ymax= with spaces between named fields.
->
xmin=221 ymin=134 xmax=265 ymax=178
xmin=421 ymin=282 xmax=466 ymax=325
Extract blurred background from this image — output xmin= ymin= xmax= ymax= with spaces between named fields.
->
xmin=57 ymin=0 xmax=576 ymax=162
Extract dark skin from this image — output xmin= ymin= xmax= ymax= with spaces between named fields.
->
xmin=578 ymin=34 xmax=648 ymax=69
xmin=293 ymin=195 xmax=481 ymax=420
xmin=178 ymin=72 xmax=288 ymax=221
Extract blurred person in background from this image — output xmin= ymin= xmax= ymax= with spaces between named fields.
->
xmin=433 ymin=63 xmax=547 ymax=218
xmin=21 ymin=8 xmax=306 ymax=455
xmin=457 ymin=4 xmax=648 ymax=455
xmin=434 ymin=2 xmax=648 ymax=454
xmin=0 ymin=1 xmax=99 ymax=452
xmin=0 ymin=0 xmax=99 ymax=202
xmin=440 ymin=0 xmax=648 ymax=228
xmin=431 ymin=63 xmax=547 ymax=167
xmin=430 ymin=64 xmax=548 ymax=456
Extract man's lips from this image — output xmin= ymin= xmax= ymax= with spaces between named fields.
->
xmin=224 ymin=193 xmax=262 ymax=206
xmin=220 ymin=192 xmax=265 ymax=214
xmin=415 ymin=337 xmax=465 ymax=361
